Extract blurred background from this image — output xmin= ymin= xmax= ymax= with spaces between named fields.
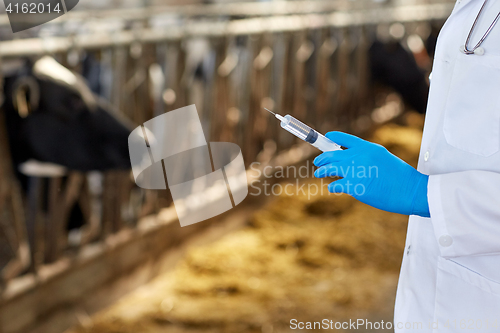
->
xmin=0 ymin=0 xmax=454 ymax=332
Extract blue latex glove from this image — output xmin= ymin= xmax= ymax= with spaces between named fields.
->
xmin=313 ymin=132 xmax=430 ymax=217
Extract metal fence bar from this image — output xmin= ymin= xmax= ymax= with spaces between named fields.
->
xmin=0 ymin=0 xmax=399 ymax=27
xmin=0 ymin=3 xmax=453 ymax=57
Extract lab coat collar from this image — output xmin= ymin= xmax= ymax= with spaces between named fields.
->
xmin=452 ymin=0 xmax=476 ymax=15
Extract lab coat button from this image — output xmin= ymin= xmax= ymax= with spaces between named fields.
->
xmin=439 ymin=235 xmax=453 ymax=247
xmin=474 ymin=47 xmax=485 ymax=56
xmin=424 ymin=151 xmax=430 ymax=161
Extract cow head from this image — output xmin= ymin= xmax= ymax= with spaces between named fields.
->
xmin=2 ymin=56 xmax=133 ymax=174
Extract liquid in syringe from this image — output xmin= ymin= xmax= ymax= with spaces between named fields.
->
xmin=264 ymin=108 xmax=342 ymax=152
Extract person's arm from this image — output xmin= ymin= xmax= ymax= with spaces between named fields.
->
xmin=314 ymin=131 xmax=430 ymax=217
xmin=315 ymin=132 xmax=500 ymax=258
xmin=428 ymin=171 xmax=500 ymax=258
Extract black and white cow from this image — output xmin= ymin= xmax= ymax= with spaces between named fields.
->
xmin=2 ymin=56 xmax=132 ymax=179
xmin=1 ymin=56 xmax=134 ymax=240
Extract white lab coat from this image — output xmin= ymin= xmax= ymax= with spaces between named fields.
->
xmin=394 ymin=0 xmax=500 ymax=331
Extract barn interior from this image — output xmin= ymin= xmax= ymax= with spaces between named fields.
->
xmin=0 ymin=1 xmax=455 ymax=332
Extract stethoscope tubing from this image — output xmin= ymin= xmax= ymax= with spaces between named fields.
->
xmin=463 ymin=0 xmax=500 ymax=55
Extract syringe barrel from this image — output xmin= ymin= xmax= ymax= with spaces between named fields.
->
xmin=280 ymin=115 xmax=341 ymax=152
xmin=280 ymin=115 xmax=310 ymax=141
xmin=311 ymin=133 xmax=342 ymax=152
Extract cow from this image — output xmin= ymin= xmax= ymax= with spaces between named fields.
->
xmin=0 ymin=56 xmax=135 ymax=269
xmin=368 ymin=39 xmax=429 ymax=114
xmin=2 ymin=56 xmax=133 ymax=179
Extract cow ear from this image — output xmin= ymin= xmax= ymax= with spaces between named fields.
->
xmin=11 ymin=76 xmax=40 ymax=118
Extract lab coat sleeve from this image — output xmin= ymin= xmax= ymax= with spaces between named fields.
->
xmin=428 ymin=170 xmax=500 ymax=258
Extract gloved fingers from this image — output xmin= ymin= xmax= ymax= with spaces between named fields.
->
xmin=327 ymin=178 xmax=349 ymax=194
xmin=313 ymin=149 xmax=352 ymax=167
xmin=314 ymin=163 xmax=348 ymax=178
xmin=325 ymin=131 xmax=365 ymax=149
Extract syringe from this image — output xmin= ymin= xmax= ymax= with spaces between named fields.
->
xmin=264 ymin=108 xmax=342 ymax=152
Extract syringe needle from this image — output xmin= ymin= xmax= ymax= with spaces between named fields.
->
xmin=263 ymin=107 xmax=276 ymax=116
xmin=264 ymin=107 xmax=286 ymax=122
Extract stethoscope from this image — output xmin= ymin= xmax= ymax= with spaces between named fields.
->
xmin=460 ymin=0 xmax=500 ymax=55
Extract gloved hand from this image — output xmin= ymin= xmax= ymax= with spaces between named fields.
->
xmin=313 ymin=132 xmax=430 ymax=217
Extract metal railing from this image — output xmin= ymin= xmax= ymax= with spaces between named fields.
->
xmin=0 ymin=0 xmax=363 ymax=27
xmin=0 ymin=0 xmax=443 ymax=29
xmin=0 ymin=2 xmax=454 ymax=56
